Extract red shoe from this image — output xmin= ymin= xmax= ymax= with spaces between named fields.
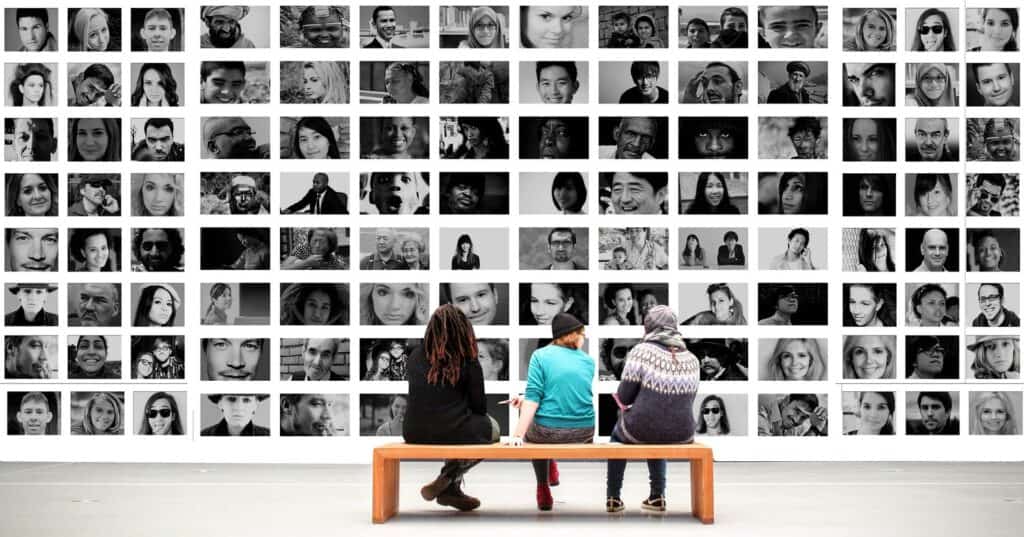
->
xmin=536 ymin=484 xmax=553 ymax=511
xmin=548 ymin=460 xmax=560 ymax=487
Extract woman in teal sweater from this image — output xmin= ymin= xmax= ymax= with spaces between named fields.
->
xmin=509 ymin=312 xmax=595 ymax=511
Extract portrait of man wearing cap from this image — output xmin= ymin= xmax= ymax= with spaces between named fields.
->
xmin=203 ymin=117 xmax=270 ymax=159
xmin=768 ymin=62 xmax=812 ymax=103
xmin=226 ymin=175 xmax=268 ymax=214
xmin=131 ymin=118 xmax=184 ymax=162
xmin=5 ymin=283 xmax=58 ymax=326
xmin=978 ymin=119 xmax=1018 ymax=161
xmin=294 ymin=6 xmax=348 ymax=48
xmin=200 ymin=6 xmax=255 ymax=48
xmin=201 ymin=394 xmax=270 ymax=436
xmin=69 ymin=176 xmax=120 ymax=217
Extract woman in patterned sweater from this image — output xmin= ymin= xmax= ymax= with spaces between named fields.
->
xmin=605 ymin=305 xmax=699 ymax=513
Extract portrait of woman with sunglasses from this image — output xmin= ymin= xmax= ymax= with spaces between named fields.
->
xmin=137 ymin=391 xmax=185 ymax=435
xmin=696 ymin=395 xmax=731 ymax=436
xmin=910 ymin=9 xmax=956 ymax=51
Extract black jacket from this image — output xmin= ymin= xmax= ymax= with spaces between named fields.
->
xmin=201 ymin=419 xmax=270 ymax=436
xmin=402 ymin=345 xmax=493 ymax=444
xmin=285 ymin=186 xmax=346 ymax=214
xmin=5 ymin=307 xmax=59 ymax=326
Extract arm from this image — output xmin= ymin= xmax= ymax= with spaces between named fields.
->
xmin=735 ymin=245 xmax=745 ymax=265
xmin=512 ymin=400 xmax=539 ymax=441
xmin=615 ymin=350 xmax=643 ymax=406
xmin=284 ymin=190 xmax=314 ymax=214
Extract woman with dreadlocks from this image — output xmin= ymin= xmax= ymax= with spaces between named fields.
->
xmin=403 ymin=304 xmax=501 ymax=512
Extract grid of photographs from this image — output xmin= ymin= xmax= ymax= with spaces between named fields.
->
xmin=2 ymin=4 xmax=1022 ymax=454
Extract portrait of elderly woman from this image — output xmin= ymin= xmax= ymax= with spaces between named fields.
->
xmin=280 ymin=283 xmax=349 ymax=326
xmin=968 ymin=335 xmax=1020 ymax=379
xmin=281 ymin=227 xmax=348 ymax=270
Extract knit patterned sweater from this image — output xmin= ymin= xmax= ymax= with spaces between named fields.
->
xmin=616 ymin=341 xmax=700 ymax=443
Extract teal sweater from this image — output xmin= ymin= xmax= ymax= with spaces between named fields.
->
xmin=524 ymin=344 xmax=595 ymax=429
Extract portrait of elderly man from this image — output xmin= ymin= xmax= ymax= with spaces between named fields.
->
xmin=907 ymin=118 xmax=956 ymax=161
xmin=295 ymin=6 xmax=348 ymax=48
xmin=281 ymin=394 xmax=340 ymax=436
xmin=200 ymin=6 xmax=255 ymax=48
xmin=912 ymin=228 xmax=951 ymax=272
xmin=281 ymin=228 xmax=347 ymax=270
xmin=70 ymin=283 xmax=120 ymax=327
xmin=767 ymin=61 xmax=812 ymax=103
xmin=7 ymin=118 xmax=57 ymax=162
xmin=131 ymin=118 xmax=184 ymax=161
xmin=290 ymin=338 xmax=346 ymax=381
xmin=201 ymin=394 xmax=270 ymax=436
xmin=203 ymin=117 xmax=270 ymax=159
xmin=224 ymin=175 xmax=268 ymax=214
xmin=359 ymin=227 xmax=402 ymax=270
xmin=598 ymin=117 xmax=660 ymax=159
xmin=4 ymin=337 xmax=55 ymax=379
xmin=5 ymin=283 xmax=58 ymax=326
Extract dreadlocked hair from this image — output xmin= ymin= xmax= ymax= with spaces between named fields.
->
xmin=425 ymin=304 xmax=478 ymax=386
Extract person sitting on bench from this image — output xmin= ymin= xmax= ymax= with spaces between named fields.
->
xmin=508 ymin=312 xmax=595 ymax=511
xmin=403 ymin=304 xmax=501 ymax=512
xmin=604 ymin=305 xmax=700 ymax=513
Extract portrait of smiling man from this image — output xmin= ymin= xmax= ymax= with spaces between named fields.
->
xmin=969 ymin=62 xmax=1019 ymax=106
xmin=602 ymin=172 xmax=668 ymax=214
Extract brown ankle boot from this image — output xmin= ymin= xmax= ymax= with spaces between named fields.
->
xmin=420 ymin=474 xmax=452 ymax=501
xmin=436 ymin=480 xmax=481 ymax=511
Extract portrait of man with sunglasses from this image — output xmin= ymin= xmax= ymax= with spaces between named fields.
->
xmin=967 ymin=174 xmax=1008 ymax=216
xmin=131 ymin=228 xmax=184 ymax=272
xmin=69 ymin=175 xmax=120 ymax=217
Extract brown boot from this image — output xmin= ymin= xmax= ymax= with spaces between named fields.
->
xmin=420 ymin=474 xmax=452 ymax=501
xmin=436 ymin=480 xmax=481 ymax=511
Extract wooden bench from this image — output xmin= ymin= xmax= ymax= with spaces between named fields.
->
xmin=372 ymin=443 xmax=714 ymax=523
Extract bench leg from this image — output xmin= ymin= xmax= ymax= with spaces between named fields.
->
xmin=689 ymin=457 xmax=715 ymax=524
xmin=372 ymin=453 xmax=400 ymax=523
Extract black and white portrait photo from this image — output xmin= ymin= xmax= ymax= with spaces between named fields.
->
xmin=442 ymin=61 xmax=510 ymax=104
xmin=130 ymin=335 xmax=185 ymax=379
xmin=519 ymin=117 xmax=588 ymax=159
xmin=361 ymin=394 xmax=408 ymax=436
xmin=5 ymin=174 xmax=58 ymax=217
xmin=691 ymin=339 xmax=748 ymax=382
xmin=441 ymin=227 xmax=509 ymax=270
xmin=5 ymin=63 xmax=57 ymax=107
xmin=695 ymin=394 xmax=748 ymax=436
xmin=134 ymin=391 xmax=187 ymax=436
xmin=4 ymin=335 xmax=59 ymax=379
xmin=967 ymin=337 xmax=1021 ymax=380
xmin=760 ymin=61 xmax=826 ymax=104
xmin=759 ymin=227 xmax=826 ymax=270
xmin=359 ymin=283 xmax=428 ymax=326
xmin=281 ymin=283 xmax=350 ymax=326
xmin=4 ymin=118 xmax=57 ymax=162
xmin=967 ymin=174 xmax=1019 ymax=217
xmin=601 ymin=6 xmax=668 ymax=48
xmin=968 ymin=391 xmax=1022 ymax=435
xmin=68 ymin=8 xmax=120 ymax=52
xmin=281 ymin=228 xmax=350 ymax=270
xmin=598 ymin=117 xmax=668 ymax=159
xmin=68 ymin=117 xmax=121 ymax=161
xmin=905 ymin=174 xmax=957 ymax=217
xmin=67 ymin=174 xmax=121 ymax=217
xmin=4 ymin=284 xmax=58 ymax=326
xmin=906 ymin=336 xmax=960 ymax=380
xmin=842 ymin=335 xmax=897 ymax=380
xmin=758 ymin=393 xmax=828 ymax=436
xmin=600 ymin=283 xmax=668 ymax=326
xmin=440 ymin=5 xmax=509 ymax=48
xmin=199 ymin=6 xmax=270 ymax=48
xmin=843 ymin=63 xmax=895 ymax=106
xmin=842 ymin=8 xmax=896 ymax=51
xmin=842 ymin=118 xmax=897 ymax=161
xmin=759 ymin=117 xmax=827 ymax=159
xmin=906 ymin=118 xmax=958 ymax=161
xmin=680 ymin=61 xmax=747 ymax=104
xmin=200 ymin=394 xmax=270 ymax=436
xmin=518 ymin=283 xmax=588 ymax=325
xmin=130 ymin=283 xmax=184 ymax=328
xmin=280 ymin=394 xmax=349 ymax=436
xmin=359 ymin=5 xmax=430 ymax=48
xmin=519 ymin=227 xmax=589 ymax=270
xmin=360 ymin=61 xmax=429 ymax=104
xmin=129 ymin=63 xmax=183 ymax=107
xmin=905 ymin=228 xmax=958 ymax=272
xmin=439 ymin=117 xmax=509 ymax=159
xmin=200 ymin=61 xmax=270 ymax=105
xmin=967 ymin=228 xmax=1020 ymax=272
xmin=842 ymin=228 xmax=896 ymax=272
xmin=200 ymin=338 xmax=270 ymax=381
xmin=966 ymin=283 xmax=1021 ymax=328
xmin=758 ymin=338 xmax=828 ymax=381
xmin=598 ymin=227 xmax=669 ymax=271
xmin=906 ymin=391 xmax=959 ymax=435
xmin=966 ymin=118 xmax=1019 ymax=161
xmin=679 ymin=172 xmax=747 ymax=215
xmin=199 ymin=228 xmax=269 ymax=270
xmin=678 ymin=283 xmax=748 ymax=326
xmin=679 ymin=117 xmax=748 ymax=159
xmin=843 ymin=283 xmax=897 ymax=328
xmin=520 ymin=172 xmax=588 ymax=215
xmin=283 ymin=172 xmax=348 ymax=215
xmin=358 ymin=172 xmax=427 ymax=215
xmin=67 ymin=228 xmax=119 ymax=272
xmin=905 ymin=283 xmax=958 ymax=327
xmin=439 ymin=173 xmax=508 ymax=214
xmin=280 ymin=338 xmax=350 ymax=381
xmin=757 ymin=6 xmax=827 ymax=48
xmin=7 ymin=391 xmax=60 ymax=435
xmin=680 ymin=6 xmax=749 ymax=48
xmin=200 ymin=172 xmax=270 ymax=215
xmin=599 ymin=61 xmax=669 ymax=104
xmin=70 ymin=391 xmax=125 ymax=435
xmin=358 ymin=227 xmax=429 ymax=270
xmin=842 ymin=392 xmax=896 ymax=435
xmin=130 ymin=117 xmax=184 ymax=161
xmin=280 ymin=6 xmax=350 ymax=48
xmin=360 ymin=339 xmax=414 ymax=381
xmin=360 ymin=116 xmax=429 ymax=159
xmin=518 ymin=61 xmax=586 ymax=104
xmin=598 ymin=338 xmax=640 ymax=380
xmin=201 ymin=116 xmax=271 ymax=159
xmin=966 ymin=62 xmax=1019 ymax=107
xmin=281 ymin=61 xmax=349 ymax=104
xmin=440 ymin=283 xmax=509 ymax=326
xmin=281 ymin=116 xmax=349 ymax=159
xmin=199 ymin=283 xmax=271 ymax=325
xmin=757 ymin=283 xmax=828 ymax=326
xmin=5 ymin=227 xmax=58 ymax=272
xmin=757 ymin=172 xmax=828 ymax=215
xmin=4 ymin=8 xmax=59 ymax=52
xmin=130 ymin=8 xmax=183 ymax=52
xmin=679 ymin=228 xmax=748 ymax=270
xmin=966 ymin=8 xmax=1019 ymax=51
xmin=519 ymin=5 xmax=589 ymax=48
xmin=598 ymin=172 xmax=668 ymax=214
xmin=67 ymin=283 xmax=121 ymax=327
xmin=906 ymin=63 xmax=958 ymax=106
xmin=843 ymin=174 xmax=896 ymax=217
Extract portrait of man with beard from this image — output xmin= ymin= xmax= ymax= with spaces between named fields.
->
xmin=907 ymin=118 xmax=957 ymax=161
xmin=131 ymin=228 xmax=184 ymax=272
xmin=691 ymin=339 xmax=748 ymax=381
xmin=681 ymin=61 xmax=745 ymax=104
xmin=200 ymin=6 xmax=256 ymax=48
xmin=280 ymin=394 xmax=344 ymax=436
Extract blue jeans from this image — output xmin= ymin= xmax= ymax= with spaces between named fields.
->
xmin=605 ymin=425 xmax=667 ymax=499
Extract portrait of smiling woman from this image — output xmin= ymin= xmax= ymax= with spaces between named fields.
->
xmin=761 ymin=338 xmax=828 ymax=381
xmin=132 ymin=283 xmax=182 ymax=327
xmin=283 ymin=116 xmax=345 ymax=159
xmin=843 ymin=391 xmax=896 ymax=435
xmin=518 ymin=282 xmax=588 ymax=325
xmin=136 ymin=391 xmax=185 ymax=435
xmin=842 ymin=335 xmax=897 ymax=379
xmin=520 ymin=5 xmax=587 ymax=48
xmin=68 ymin=117 xmax=121 ymax=161
xmin=6 ymin=174 xmax=58 ymax=217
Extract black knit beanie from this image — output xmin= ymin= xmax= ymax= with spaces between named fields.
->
xmin=551 ymin=312 xmax=584 ymax=339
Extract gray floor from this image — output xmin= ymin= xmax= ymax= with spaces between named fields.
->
xmin=1 ymin=460 xmax=1022 ymax=536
